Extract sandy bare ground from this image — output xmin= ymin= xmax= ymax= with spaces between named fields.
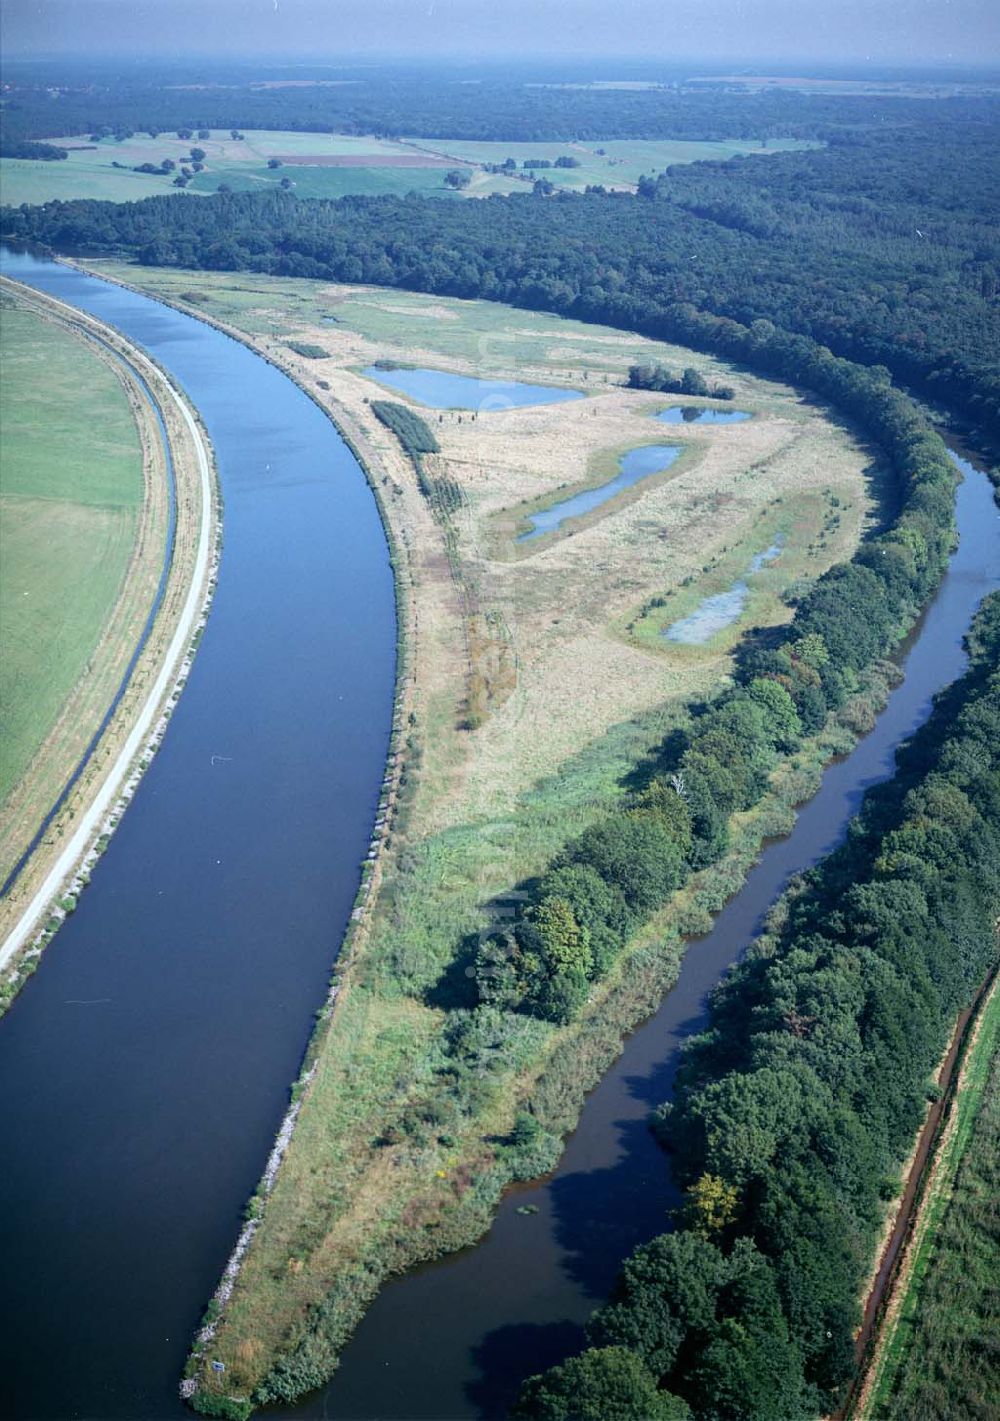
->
xmin=0 ymin=279 xmax=215 ymax=977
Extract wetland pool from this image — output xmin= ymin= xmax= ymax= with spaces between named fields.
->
xmin=362 ymin=364 xmax=584 ymax=410
xmin=663 ymin=538 xmax=784 ymax=644
xmin=655 ymin=404 xmax=751 ymax=424
xmin=518 ymin=443 xmax=681 ymax=541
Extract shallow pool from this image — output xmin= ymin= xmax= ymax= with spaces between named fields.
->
xmin=362 ymin=365 xmax=584 ymax=411
xmin=518 ymin=444 xmax=680 ymax=541
xmin=663 ymin=538 xmax=783 ymax=644
xmin=655 ymin=405 xmax=751 ymax=425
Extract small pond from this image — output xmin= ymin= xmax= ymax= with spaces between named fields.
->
xmin=362 ymin=365 xmax=584 ymax=411
xmin=663 ymin=538 xmax=784 ymax=644
xmin=655 ymin=405 xmax=751 ymax=425
xmin=518 ymin=444 xmax=681 ymax=542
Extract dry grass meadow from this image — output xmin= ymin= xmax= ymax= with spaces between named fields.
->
xmin=86 ymin=265 xmax=875 ymax=831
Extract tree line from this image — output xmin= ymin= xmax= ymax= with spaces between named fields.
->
xmin=6 ymin=64 xmax=992 ymax=145
xmin=4 ymin=116 xmax=995 ymax=454
xmin=0 ymin=137 xmax=67 ymax=160
xmin=515 ymin=591 xmax=1000 ymax=1420
xmin=627 ymin=363 xmax=735 ymax=400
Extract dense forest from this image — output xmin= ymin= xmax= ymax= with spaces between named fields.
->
xmin=515 ymin=591 xmax=1000 ymax=1420
xmin=4 ymin=118 xmax=997 ymax=452
xmin=3 ymin=64 xmax=993 ymax=144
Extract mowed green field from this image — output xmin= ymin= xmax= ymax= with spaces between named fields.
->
xmin=0 ymin=129 xmax=819 ymax=207
xmin=0 ymin=302 xmax=144 ymax=806
xmin=188 ymin=164 xmax=462 ymax=200
xmin=0 ymin=129 xmax=470 ymax=206
xmin=398 ymin=135 xmax=821 ymax=188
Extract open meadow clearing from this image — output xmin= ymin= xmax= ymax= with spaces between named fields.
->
xmin=399 ymin=135 xmax=819 ymax=189
xmin=0 ymin=129 xmax=466 ymax=206
xmin=0 ymin=130 xmax=818 ymax=206
xmin=0 ymin=295 xmax=160 ymax=881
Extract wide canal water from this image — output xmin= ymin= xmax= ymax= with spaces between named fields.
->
xmin=0 ymin=251 xmax=397 ymax=1421
xmin=1 ymin=252 xmax=997 ymax=1421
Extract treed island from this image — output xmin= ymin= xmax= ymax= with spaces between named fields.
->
xmin=1 ymin=58 xmax=998 ymax=1421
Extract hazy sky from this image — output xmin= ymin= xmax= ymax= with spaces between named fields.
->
xmin=2 ymin=0 xmax=998 ymax=66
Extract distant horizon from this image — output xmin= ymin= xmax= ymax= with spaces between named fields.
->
xmin=2 ymin=0 xmax=998 ymax=67
xmin=3 ymin=52 xmax=1000 ymax=81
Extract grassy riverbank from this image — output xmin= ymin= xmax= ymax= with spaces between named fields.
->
xmin=0 ymin=293 xmax=155 ymax=882
xmin=191 ymin=671 xmax=894 ymax=1414
xmin=0 ymin=279 xmax=217 ymax=1008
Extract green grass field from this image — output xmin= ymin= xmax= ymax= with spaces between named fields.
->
xmin=0 ymin=155 xmax=185 ymax=205
xmin=619 ymin=486 xmax=852 ymax=659
xmin=400 ymin=135 xmax=820 ymax=189
xmin=0 ymin=129 xmax=468 ymax=206
xmin=0 ymin=130 xmax=819 ymax=207
xmin=864 ymin=982 xmax=1000 ymax=1421
xmin=0 ymin=301 xmax=144 ymax=807
xmin=79 ymin=263 xmax=773 ymax=376
xmin=187 ymin=163 xmax=462 ymax=200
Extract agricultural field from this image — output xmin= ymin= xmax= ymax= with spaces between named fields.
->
xmin=861 ymin=981 xmax=1000 ymax=1421
xmin=0 ymin=295 xmax=157 ymax=883
xmin=0 ymin=129 xmax=468 ymax=206
xmin=90 ymin=264 xmax=881 ymax=1404
xmin=0 ymin=129 xmax=818 ymax=207
xmin=399 ymin=135 xmax=820 ymax=189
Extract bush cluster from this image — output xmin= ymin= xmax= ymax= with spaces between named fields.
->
xmin=627 ymin=362 xmax=734 ymax=400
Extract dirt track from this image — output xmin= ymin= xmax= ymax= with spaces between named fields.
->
xmin=841 ymin=965 xmax=999 ymax=1417
xmin=275 ymin=153 xmax=456 ymax=167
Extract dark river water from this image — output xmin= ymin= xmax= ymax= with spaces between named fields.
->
xmin=0 ymin=251 xmax=397 ymax=1421
xmin=286 ymin=455 xmax=1000 ymax=1421
xmin=1 ymin=251 xmax=997 ymax=1421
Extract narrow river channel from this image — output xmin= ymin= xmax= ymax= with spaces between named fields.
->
xmin=0 ymin=251 xmax=997 ymax=1421
xmin=282 ymin=453 xmax=1000 ymax=1421
xmin=0 ymin=251 xmax=397 ymax=1421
